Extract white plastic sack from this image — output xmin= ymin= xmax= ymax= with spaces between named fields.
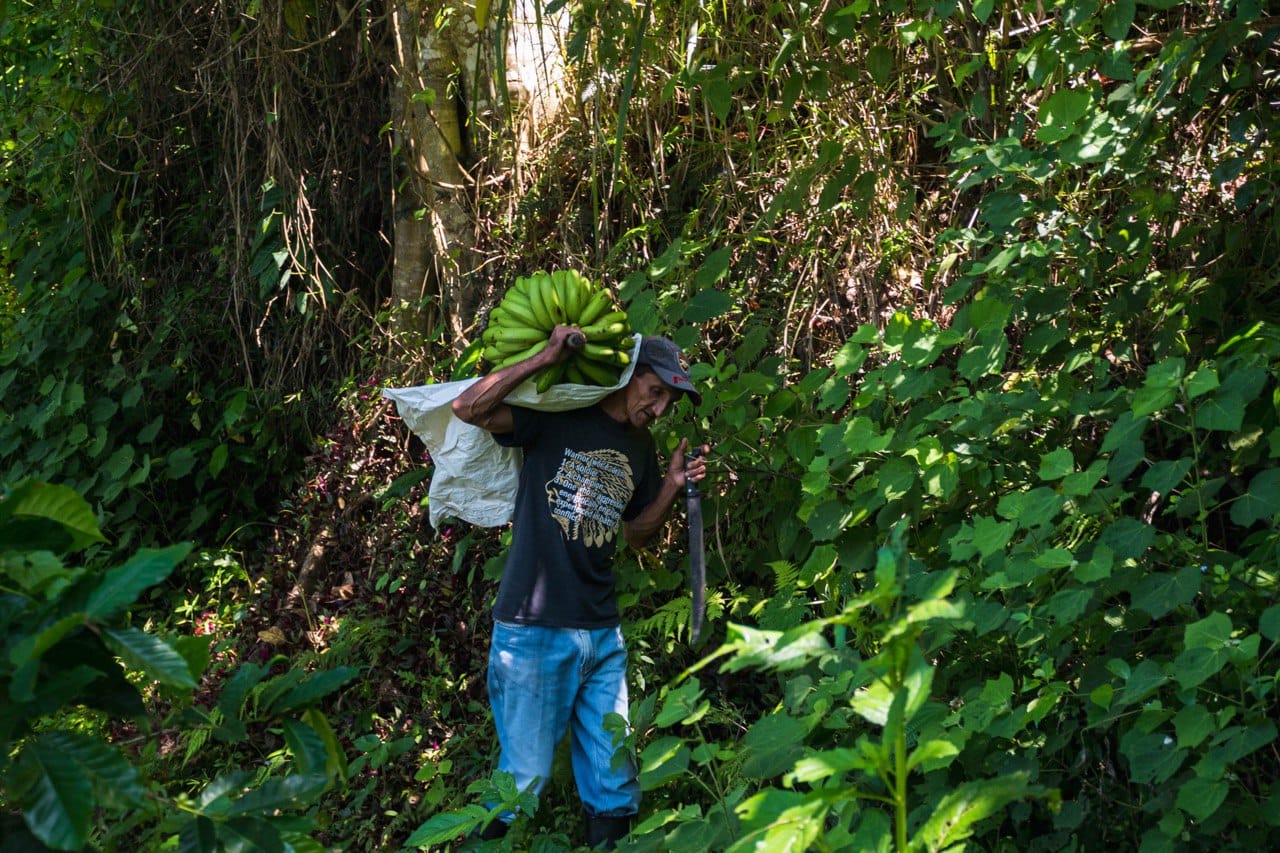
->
xmin=382 ymin=335 xmax=640 ymax=529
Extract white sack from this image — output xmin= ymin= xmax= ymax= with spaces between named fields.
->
xmin=382 ymin=335 xmax=640 ymax=529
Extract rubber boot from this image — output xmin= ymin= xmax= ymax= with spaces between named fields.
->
xmin=584 ymin=813 xmax=631 ymax=850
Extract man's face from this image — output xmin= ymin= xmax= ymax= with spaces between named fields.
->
xmin=622 ymin=370 xmax=677 ymax=428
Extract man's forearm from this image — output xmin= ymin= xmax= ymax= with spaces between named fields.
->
xmin=451 ymin=340 xmax=568 ymax=432
xmin=623 ymin=478 xmax=683 ymax=550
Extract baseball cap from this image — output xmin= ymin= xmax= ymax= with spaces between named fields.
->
xmin=636 ymin=336 xmax=701 ymax=406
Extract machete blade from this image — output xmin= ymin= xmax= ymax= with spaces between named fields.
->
xmin=686 ymin=450 xmax=706 ymax=643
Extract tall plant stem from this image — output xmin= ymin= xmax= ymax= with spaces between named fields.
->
xmin=895 ymin=697 xmax=908 ymax=852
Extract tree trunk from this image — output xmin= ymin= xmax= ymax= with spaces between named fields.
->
xmin=387 ymin=0 xmax=570 ymax=352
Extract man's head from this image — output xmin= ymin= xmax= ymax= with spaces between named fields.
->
xmin=604 ymin=337 xmax=700 ymax=429
xmin=634 ymin=337 xmax=701 ymax=406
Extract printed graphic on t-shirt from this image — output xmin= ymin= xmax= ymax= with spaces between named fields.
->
xmin=545 ymin=448 xmax=635 ymax=547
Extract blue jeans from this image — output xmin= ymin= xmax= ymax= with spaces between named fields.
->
xmin=487 ymin=620 xmax=641 ymax=818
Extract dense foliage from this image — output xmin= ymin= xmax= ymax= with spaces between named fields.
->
xmin=3 ymin=0 xmax=1279 ymax=851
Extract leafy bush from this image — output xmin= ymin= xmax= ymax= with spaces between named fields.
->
xmin=0 ymin=481 xmax=356 ymax=850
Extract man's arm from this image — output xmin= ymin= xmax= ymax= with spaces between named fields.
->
xmin=623 ymin=439 xmax=708 ymax=550
xmin=451 ymin=325 xmax=580 ymax=434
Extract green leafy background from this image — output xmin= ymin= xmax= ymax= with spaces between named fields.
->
xmin=3 ymin=0 xmax=1280 ymax=850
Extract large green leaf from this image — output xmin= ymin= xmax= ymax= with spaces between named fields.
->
xmin=0 ymin=481 xmax=105 ymax=553
xmin=85 ymin=542 xmax=193 ymax=619
xmin=740 ymin=713 xmax=809 ymax=779
xmin=1176 ymin=774 xmax=1229 ymax=821
xmin=102 ymin=626 xmax=198 ymax=689
xmin=20 ymin=733 xmax=94 ymax=850
xmin=682 ymin=288 xmax=735 ymax=324
xmin=223 ymin=773 xmax=329 ymax=817
xmin=1130 ymin=565 xmax=1202 ymax=619
xmin=911 ymin=773 xmax=1030 ymax=850
xmin=404 ymin=805 xmax=490 ymax=848
xmin=263 ymin=666 xmax=359 ymax=715
xmin=719 ymin=623 xmax=831 ymax=673
xmin=1229 ymin=468 xmax=1280 ymax=526
xmin=638 ymin=735 xmax=692 ymax=790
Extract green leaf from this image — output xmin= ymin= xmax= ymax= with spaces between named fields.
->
xmin=85 ymin=543 xmax=193 ymax=619
xmin=1173 ymin=704 xmax=1214 ymax=749
xmin=282 ymin=719 xmax=330 ymax=776
xmin=21 ymin=734 xmax=94 ymax=850
xmin=788 ymin=747 xmax=864 ymax=784
xmin=1036 ymin=89 xmax=1091 ymax=143
xmin=264 ymin=666 xmax=359 ymax=715
xmin=907 ymin=738 xmax=960 ymax=772
xmin=805 ymin=498 xmax=852 ymax=542
xmin=740 ymin=713 xmax=808 ymax=778
xmin=638 ymin=736 xmax=692 ymax=790
xmin=217 ymin=663 xmax=268 ymax=731
xmin=1196 ymin=392 xmax=1246 ymax=432
xmin=1173 ymin=646 xmax=1229 ymax=690
xmin=720 ymin=623 xmax=831 ymax=673
xmin=1038 ymin=448 xmax=1075 ymax=480
xmin=302 ymin=708 xmax=349 ymax=780
xmin=655 ymin=679 xmax=709 ymax=727
xmin=957 ymin=329 xmax=1008 ymax=380
xmin=693 ymin=247 xmax=732 ymax=289
xmin=404 ymin=806 xmax=489 ymax=847
xmin=0 ymin=481 xmax=106 ymax=553
xmin=103 ymin=626 xmax=198 ymax=689
xmin=911 ymin=773 xmax=1030 ymax=851
xmin=1141 ymin=457 xmax=1193 ymax=494
xmin=683 ymin=288 xmax=735 ymax=324
xmin=166 ymin=446 xmax=197 ymax=479
xmin=178 ymin=816 xmax=217 ymax=853
xmin=971 ymin=516 xmax=1016 ymax=558
xmin=1119 ymin=660 xmax=1167 ymax=706
xmin=1130 ymin=565 xmax=1202 ymax=619
xmin=832 ymin=341 xmax=867 ymax=377
xmin=1101 ymin=0 xmax=1136 ymax=39
xmin=1185 ymin=366 xmax=1219 ymax=399
xmin=1185 ymin=612 xmax=1232 ymax=649
xmin=223 ymin=773 xmax=329 ymax=817
xmin=1120 ymin=731 xmax=1186 ymax=784
xmin=866 ymin=45 xmax=893 ymax=86
xmin=1101 ymin=412 xmax=1148 ymax=452
xmin=1175 ymin=774 xmax=1229 ymax=821
xmin=103 ymin=444 xmax=135 ymax=480
xmin=221 ymin=816 xmax=284 ymax=853
xmin=1229 ymin=468 xmax=1280 ymax=526
xmin=1100 ymin=518 xmax=1154 ymax=559
xmin=996 ymin=487 xmax=1062 ymax=528
xmin=1260 ymin=604 xmax=1280 ymax=641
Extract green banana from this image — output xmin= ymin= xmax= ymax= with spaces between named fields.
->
xmin=498 ymin=293 xmax=541 ymax=328
xmin=582 ymin=342 xmax=629 ymax=363
xmin=497 ymin=338 xmax=549 ymax=368
xmin=526 ymin=275 xmax=554 ymax=330
xmin=581 ymin=308 xmax=629 ymax=338
xmin=574 ymin=354 xmax=620 ymax=386
xmin=539 ymin=274 xmax=566 ymax=325
xmin=577 ymin=289 xmax=613 ymax=326
xmin=534 ymin=361 xmax=565 ymax=393
xmin=491 ymin=325 xmax=548 ymax=347
xmin=564 ymin=361 xmax=589 ymax=385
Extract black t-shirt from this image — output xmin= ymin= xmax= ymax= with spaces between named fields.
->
xmin=491 ymin=404 xmax=662 ymax=628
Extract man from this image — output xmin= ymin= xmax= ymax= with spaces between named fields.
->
xmin=451 ymin=325 xmax=707 ymax=849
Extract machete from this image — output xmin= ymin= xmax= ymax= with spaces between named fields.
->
xmin=686 ymin=447 xmax=706 ymax=643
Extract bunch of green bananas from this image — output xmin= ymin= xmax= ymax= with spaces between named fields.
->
xmin=481 ymin=270 xmax=634 ymax=392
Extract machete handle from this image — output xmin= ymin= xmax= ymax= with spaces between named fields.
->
xmin=685 ymin=446 xmax=703 ymax=498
